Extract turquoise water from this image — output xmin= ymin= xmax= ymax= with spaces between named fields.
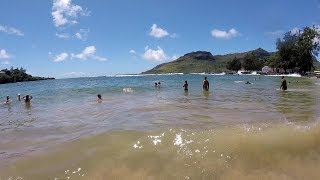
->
xmin=1 ymin=74 xmax=320 ymax=179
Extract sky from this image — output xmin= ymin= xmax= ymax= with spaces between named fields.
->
xmin=0 ymin=0 xmax=319 ymax=78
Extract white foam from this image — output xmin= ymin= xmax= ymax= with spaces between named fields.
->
xmin=235 ymin=81 xmax=244 ymax=83
xmin=159 ymin=73 xmax=184 ymax=75
xmin=207 ymin=72 xmax=226 ymax=76
xmin=190 ymin=72 xmax=206 ymax=75
xmin=174 ymin=133 xmax=183 ymax=146
xmin=152 ymin=139 xmax=161 ymax=145
xmin=266 ymin=73 xmax=302 ymax=77
xmin=236 ymin=71 xmax=261 ymax=76
xmin=123 ymin=88 xmax=134 ymax=93
xmin=114 ymin=74 xmax=145 ymax=77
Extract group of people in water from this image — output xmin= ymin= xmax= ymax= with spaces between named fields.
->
xmin=155 ymin=81 xmax=161 ymax=88
xmin=4 ymin=76 xmax=288 ymax=104
xmin=183 ymin=77 xmax=210 ymax=91
xmin=4 ymin=94 xmax=32 ymax=105
xmin=184 ymin=76 xmax=288 ymax=91
xmin=95 ymin=76 xmax=288 ymax=102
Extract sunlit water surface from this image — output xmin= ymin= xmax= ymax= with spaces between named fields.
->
xmin=1 ymin=74 xmax=320 ymax=179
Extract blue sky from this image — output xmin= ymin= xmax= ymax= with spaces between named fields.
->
xmin=0 ymin=0 xmax=319 ymax=78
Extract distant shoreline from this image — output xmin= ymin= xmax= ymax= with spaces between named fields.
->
xmin=0 ymin=68 xmax=55 ymax=84
xmin=16 ymin=72 xmax=318 ymax=81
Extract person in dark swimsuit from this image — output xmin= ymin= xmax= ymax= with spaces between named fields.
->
xmin=183 ymin=81 xmax=188 ymax=91
xmin=203 ymin=77 xmax=209 ymax=91
xmin=97 ymin=94 xmax=103 ymax=102
xmin=23 ymin=95 xmax=32 ymax=103
xmin=5 ymin=96 xmax=11 ymax=104
xmin=280 ymin=76 xmax=287 ymax=90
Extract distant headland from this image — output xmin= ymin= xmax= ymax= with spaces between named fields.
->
xmin=142 ymin=48 xmax=273 ymax=74
xmin=143 ymin=26 xmax=320 ymax=75
xmin=142 ymin=48 xmax=320 ymax=74
xmin=0 ymin=67 xmax=54 ymax=84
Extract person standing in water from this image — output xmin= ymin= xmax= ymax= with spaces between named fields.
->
xmin=183 ymin=81 xmax=188 ymax=91
xmin=203 ymin=77 xmax=209 ymax=91
xmin=17 ymin=94 xmax=21 ymax=101
xmin=280 ymin=76 xmax=287 ymax=91
xmin=23 ymin=95 xmax=32 ymax=103
xmin=97 ymin=94 xmax=103 ymax=102
xmin=5 ymin=96 xmax=11 ymax=104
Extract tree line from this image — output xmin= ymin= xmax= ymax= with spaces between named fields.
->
xmin=226 ymin=26 xmax=320 ymax=74
xmin=0 ymin=67 xmax=54 ymax=84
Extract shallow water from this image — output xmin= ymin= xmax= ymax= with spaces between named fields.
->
xmin=0 ymin=74 xmax=320 ymax=179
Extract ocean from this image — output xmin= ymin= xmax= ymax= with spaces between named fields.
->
xmin=1 ymin=74 xmax=320 ymax=179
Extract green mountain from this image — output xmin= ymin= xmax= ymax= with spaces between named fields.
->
xmin=142 ymin=48 xmax=272 ymax=74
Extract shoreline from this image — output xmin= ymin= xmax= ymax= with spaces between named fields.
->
xmin=2 ymin=121 xmax=320 ymax=179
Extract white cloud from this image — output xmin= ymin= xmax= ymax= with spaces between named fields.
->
xmin=55 ymin=32 xmax=70 ymax=39
xmin=0 ymin=49 xmax=11 ymax=65
xmin=129 ymin=49 xmax=136 ymax=54
xmin=62 ymin=71 xmax=101 ymax=78
xmin=55 ymin=29 xmax=89 ymax=40
xmin=75 ymin=28 xmax=89 ymax=41
xmin=72 ymin=46 xmax=107 ymax=61
xmin=211 ymin=28 xmax=240 ymax=39
xmin=64 ymin=71 xmax=85 ymax=76
xmin=266 ymin=30 xmax=284 ymax=37
xmin=53 ymin=52 xmax=69 ymax=62
xmin=63 ymin=71 xmax=86 ymax=77
xmin=52 ymin=0 xmax=90 ymax=27
xmin=142 ymin=46 xmax=168 ymax=62
xmin=75 ymin=32 xmax=82 ymax=39
xmin=171 ymin=55 xmax=179 ymax=60
xmin=170 ymin=33 xmax=178 ymax=38
xmin=0 ymin=25 xmax=24 ymax=36
xmin=0 ymin=49 xmax=11 ymax=59
xmin=1 ymin=60 xmax=10 ymax=65
xmin=149 ymin=24 xmax=169 ymax=38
